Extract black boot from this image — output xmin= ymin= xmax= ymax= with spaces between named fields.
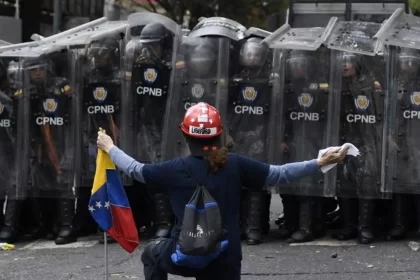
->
xmin=386 ymin=194 xmax=406 ymax=241
xmin=287 ymin=197 xmax=314 ymax=243
xmin=358 ymin=199 xmax=375 ymax=244
xmin=55 ymin=199 xmax=77 ymax=245
xmin=277 ymin=195 xmax=298 ymax=239
xmin=246 ymin=191 xmax=264 ymax=245
xmin=261 ymin=193 xmax=271 ymax=234
xmin=415 ymin=196 xmax=420 ymax=233
xmin=312 ymin=198 xmax=326 ymax=238
xmin=332 ymin=198 xmax=357 ymax=240
xmin=153 ymin=193 xmax=173 ymax=238
xmin=0 ymin=200 xmax=23 ymax=243
xmin=23 ymin=198 xmax=46 ymax=240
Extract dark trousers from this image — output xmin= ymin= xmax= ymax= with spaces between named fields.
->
xmin=141 ymin=238 xmax=241 ymax=280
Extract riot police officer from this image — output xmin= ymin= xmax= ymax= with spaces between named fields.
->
xmin=277 ymin=49 xmax=330 ymax=243
xmin=386 ymin=48 xmax=420 ymax=240
xmin=0 ymin=58 xmax=10 ymax=230
xmin=332 ymin=52 xmax=384 ymax=244
xmin=228 ymin=36 xmax=271 ymax=245
xmin=124 ymin=20 xmax=177 ymax=238
xmin=76 ymin=37 xmax=122 ymax=243
xmin=0 ymin=54 xmax=76 ymax=245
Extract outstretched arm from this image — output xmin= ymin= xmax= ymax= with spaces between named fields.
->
xmin=108 ymin=146 xmax=146 ymax=183
xmin=266 ymin=160 xmax=319 ymax=186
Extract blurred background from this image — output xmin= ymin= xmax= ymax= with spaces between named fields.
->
xmin=0 ymin=0 xmax=418 ymax=43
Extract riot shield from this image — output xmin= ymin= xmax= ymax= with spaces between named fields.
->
xmin=226 ymin=29 xmax=280 ymax=164
xmin=77 ymin=30 xmax=125 ymax=187
xmin=326 ymin=20 xmax=389 ymax=199
xmin=0 ymin=53 xmax=17 ymax=201
xmin=162 ymin=35 xmax=231 ymax=158
xmin=375 ymin=10 xmax=420 ymax=194
xmin=122 ymin=12 xmax=181 ymax=166
xmin=262 ymin=21 xmax=336 ymax=197
xmin=0 ymin=43 xmax=77 ymax=199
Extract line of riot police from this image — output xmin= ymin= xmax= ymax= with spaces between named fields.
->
xmin=1 ymin=9 xmax=420 ymax=247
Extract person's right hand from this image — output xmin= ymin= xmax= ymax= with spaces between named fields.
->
xmin=97 ymin=130 xmax=115 ymax=154
xmin=317 ymin=146 xmax=349 ymax=168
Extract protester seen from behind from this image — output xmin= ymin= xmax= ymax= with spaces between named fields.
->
xmin=96 ymin=102 xmax=348 ymax=280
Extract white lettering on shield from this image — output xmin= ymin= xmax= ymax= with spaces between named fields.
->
xmin=0 ymin=119 xmax=10 ymax=127
xmin=87 ymin=105 xmax=115 ymax=114
xmin=184 ymin=102 xmax=197 ymax=110
xmin=403 ymin=110 xmax=420 ymax=119
xmin=346 ymin=114 xmax=376 ymax=123
xmin=234 ymin=105 xmax=263 ymax=115
xmin=36 ymin=117 xmax=64 ymax=126
xmin=136 ymin=86 xmax=162 ymax=97
xmin=290 ymin=112 xmax=319 ymax=121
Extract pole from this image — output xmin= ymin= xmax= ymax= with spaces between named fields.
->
xmin=104 ymin=232 xmax=109 ymax=280
xmin=53 ymin=0 xmax=61 ymax=34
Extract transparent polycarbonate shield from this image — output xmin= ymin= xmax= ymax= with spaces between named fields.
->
xmin=326 ymin=20 xmax=384 ymax=56
xmin=122 ymin=12 xmax=181 ymax=169
xmin=269 ymin=47 xmax=335 ymax=197
xmin=189 ymin=17 xmax=246 ymax=41
xmin=74 ymin=35 xmax=124 ymax=187
xmin=226 ymin=30 xmax=282 ymax=166
xmin=327 ymin=50 xmax=389 ymax=199
xmin=0 ymin=54 xmax=17 ymax=200
xmin=374 ymin=8 xmax=420 ymax=51
xmin=1 ymin=44 xmax=77 ymax=199
xmin=263 ymin=17 xmax=337 ymax=51
xmin=382 ymin=46 xmax=420 ymax=195
xmin=162 ymin=36 xmax=231 ymax=159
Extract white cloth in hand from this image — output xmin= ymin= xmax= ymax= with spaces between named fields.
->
xmin=317 ymin=143 xmax=360 ymax=173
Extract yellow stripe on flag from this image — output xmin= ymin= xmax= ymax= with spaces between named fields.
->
xmin=91 ymin=149 xmax=116 ymax=195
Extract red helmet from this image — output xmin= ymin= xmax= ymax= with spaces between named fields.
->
xmin=180 ymin=102 xmax=222 ymax=138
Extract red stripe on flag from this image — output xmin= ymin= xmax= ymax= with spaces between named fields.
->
xmin=107 ymin=206 xmax=139 ymax=253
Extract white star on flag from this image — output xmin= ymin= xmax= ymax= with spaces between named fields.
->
xmin=104 ymin=201 xmax=110 ymax=209
xmin=191 ymin=118 xmax=195 ymax=122
xmin=88 ymin=205 xmax=95 ymax=212
xmin=199 ymin=123 xmax=204 ymax=128
xmin=200 ymin=107 xmax=208 ymax=113
xmin=96 ymin=201 xmax=102 ymax=209
xmin=209 ymin=119 xmax=213 ymax=124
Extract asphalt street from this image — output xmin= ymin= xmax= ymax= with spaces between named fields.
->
xmin=1 ymin=198 xmax=420 ymax=280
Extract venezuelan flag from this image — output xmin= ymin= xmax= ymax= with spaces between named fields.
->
xmin=89 ymin=148 xmax=139 ymax=253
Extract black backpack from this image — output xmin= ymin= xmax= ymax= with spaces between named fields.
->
xmin=170 ymin=160 xmax=229 ymax=269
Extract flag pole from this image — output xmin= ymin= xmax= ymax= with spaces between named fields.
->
xmin=104 ymin=232 xmax=109 ymax=280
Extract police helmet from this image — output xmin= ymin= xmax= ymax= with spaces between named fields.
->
xmin=186 ymin=40 xmax=216 ymax=75
xmin=287 ymin=50 xmax=315 ymax=79
xmin=140 ymin=23 xmax=172 ymax=43
xmin=239 ymin=37 xmax=268 ymax=68
xmin=399 ymin=48 xmax=420 ymax=74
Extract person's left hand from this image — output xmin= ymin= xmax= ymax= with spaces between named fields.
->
xmin=317 ymin=146 xmax=349 ymax=167
xmin=97 ymin=130 xmax=115 ymax=153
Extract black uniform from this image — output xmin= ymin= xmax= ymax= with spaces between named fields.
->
xmin=277 ymin=50 xmax=330 ymax=243
xmin=125 ymin=23 xmax=175 ymax=238
xmin=228 ymin=37 xmax=271 ymax=245
xmin=386 ymin=48 xmax=420 ymax=240
xmin=0 ymin=58 xmax=12 ymax=230
xmin=73 ymin=38 xmax=122 ymax=243
xmin=0 ymin=56 xmax=76 ymax=244
xmin=332 ymin=52 xmax=385 ymax=244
